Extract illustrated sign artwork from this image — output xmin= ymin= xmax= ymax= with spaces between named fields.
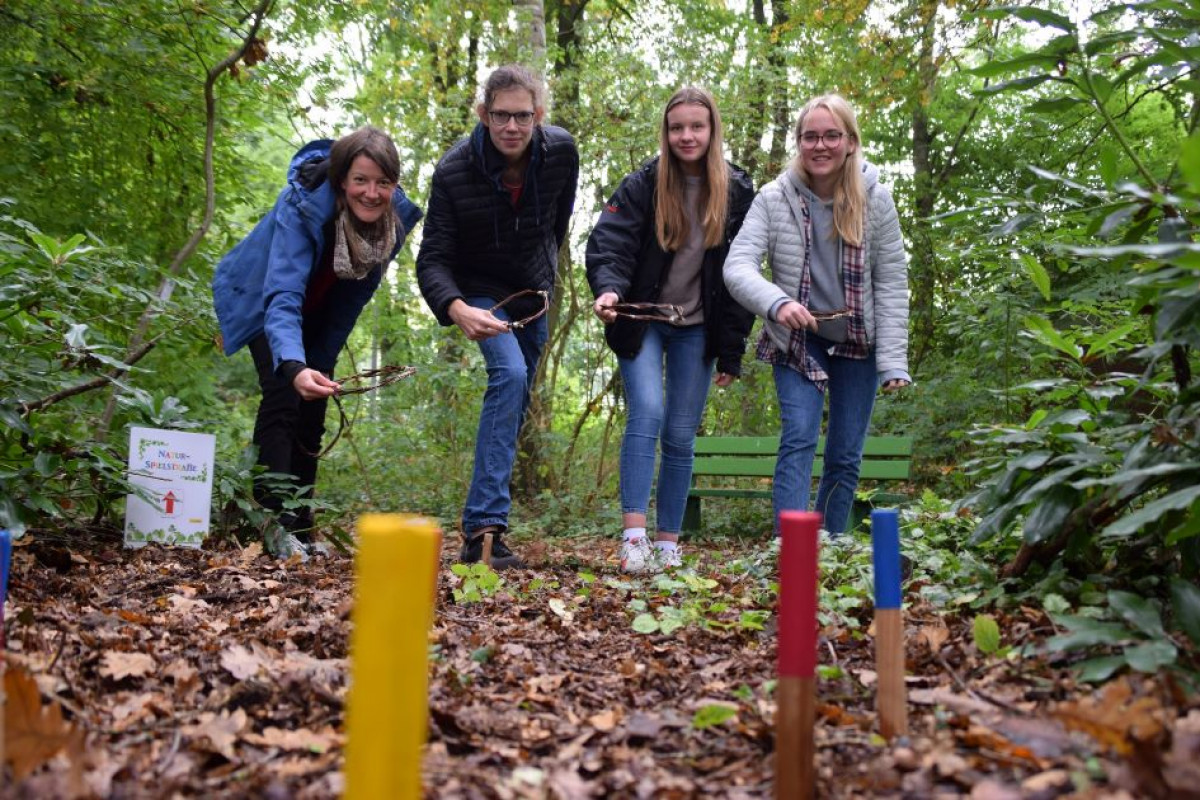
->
xmin=124 ymin=426 xmax=215 ymax=548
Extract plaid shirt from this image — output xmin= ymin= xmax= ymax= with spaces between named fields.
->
xmin=756 ymin=198 xmax=869 ymax=391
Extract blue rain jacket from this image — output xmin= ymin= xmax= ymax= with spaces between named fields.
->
xmin=212 ymin=139 xmax=422 ymax=372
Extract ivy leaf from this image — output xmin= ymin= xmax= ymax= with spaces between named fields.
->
xmin=1042 ymin=593 xmax=1071 ymax=616
xmin=631 ymin=613 xmax=659 ymax=634
xmin=1108 ymin=591 xmax=1164 ymax=638
xmin=1044 ymin=615 xmax=1129 ymax=652
xmin=691 ymin=704 xmax=738 ymax=730
xmin=1123 ymin=640 xmax=1177 ymax=673
xmin=1074 ymin=655 xmax=1127 ymax=683
xmin=973 ymin=614 xmax=1002 ymax=655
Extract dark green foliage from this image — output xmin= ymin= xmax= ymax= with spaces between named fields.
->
xmin=951 ymin=0 xmax=1200 ymax=670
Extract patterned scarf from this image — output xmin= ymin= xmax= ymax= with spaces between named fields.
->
xmin=755 ymin=194 xmax=869 ymax=391
xmin=332 ymin=207 xmax=397 ymax=280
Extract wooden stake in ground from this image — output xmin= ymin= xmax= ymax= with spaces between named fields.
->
xmin=482 ymin=531 xmax=494 ymax=569
xmin=0 ymin=529 xmax=12 ymax=775
xmin=776 ymin=511 xmax=821 ymax=800
xmin=345 ymin=515 xmax=441 ymax=800
xmin=871 ymin=509 xmax=908 ymax=739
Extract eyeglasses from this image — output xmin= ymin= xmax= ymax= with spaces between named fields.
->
xmin=598 ymin=301 xmax=686 ymax=325
xmin=491 ymin=289 xmax=550 ymax=329
xmin=487 ymin=110 xmax=536 ymax=128
xmin=799 ymin=131 xmax=846 ymax=149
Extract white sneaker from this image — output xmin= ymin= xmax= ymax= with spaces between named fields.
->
xmin=620 ymin=537 xmax=656 ymax=573
xmin=656 ymin=544 xmax=682 ymax=569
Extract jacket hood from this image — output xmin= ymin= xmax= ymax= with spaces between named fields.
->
xmin=288 ymin=139 xmax=334 ymax=185
xmin=785 ymin=159 xmax=880 ymax=200
xmin=469 ymin=123 xmax=546 ymax=177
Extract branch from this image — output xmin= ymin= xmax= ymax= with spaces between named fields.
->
xmin=97 ymin=0 xmax=274 ymax=437
xmin=18 ymin=338 xmax=162 ymax=416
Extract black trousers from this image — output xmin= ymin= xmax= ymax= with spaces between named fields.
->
xmin=248 ymin=334 xmax=329 ymax=518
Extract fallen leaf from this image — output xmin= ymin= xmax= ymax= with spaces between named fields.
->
xmin=220 ymin=644 xmax=264 ymax=681
xmin=162 ymin=659 xmax=198 ymax=685
xmin=183 ymin=709 xmax=248 ymax=761
xmin=4 ymin=667 xmax=81 ymax=781
xmin=588 ymin=710 xmax=619 ymax=732
xmin=239 ymin=542 xmax=263 ymax=567
xmin=99 ymin=651 xmax=155 ymax=680
xmin=242 ymin=726 xmax=343 ymax=752
xmin=1055 ymin=677 xmax=1166 ymax=756
xmin=920 ymin=623 xmax=950 ymax=651
xmin=526 ymin=674 xmax=566 ymax=695
xmin=626 ymin=713 xmax=664 ymax=739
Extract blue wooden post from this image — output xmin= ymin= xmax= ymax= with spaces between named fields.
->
xmin=871 ymin=510 xmax=907 ymax=738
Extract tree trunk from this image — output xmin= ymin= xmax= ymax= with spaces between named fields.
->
xmin=512 ymin=0 xmax=548 ymax=70
xmin=513 ymin=0 xmax=589 ymax=499
xmin=907 ymin=0 xmax=939 ymax=374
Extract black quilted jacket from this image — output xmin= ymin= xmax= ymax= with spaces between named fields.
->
xmin=417 ymin=123 xmax=579 ymax=325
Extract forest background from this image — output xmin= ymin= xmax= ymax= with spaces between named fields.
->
xmin=1 ymin=0 xmax=1199 ymax=676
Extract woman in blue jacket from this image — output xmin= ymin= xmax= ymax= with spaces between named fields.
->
xmin=213 ymin=126 xmax=422 ymax=558
xmin=586 ymin=87 xmax=755 ymax=572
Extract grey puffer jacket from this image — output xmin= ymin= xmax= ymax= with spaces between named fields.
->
xmin=723 ymin=163 xmax=911 ymax=383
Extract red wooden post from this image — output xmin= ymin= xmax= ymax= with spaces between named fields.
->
xmin=776 ymin=511 xmax=821 ymax=800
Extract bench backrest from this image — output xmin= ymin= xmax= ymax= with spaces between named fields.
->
xmin=692 ymin=435 xmax=913 ymax=481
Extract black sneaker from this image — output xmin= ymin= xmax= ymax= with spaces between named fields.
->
xmin=460 ymin=527 xmax=525 ymax=570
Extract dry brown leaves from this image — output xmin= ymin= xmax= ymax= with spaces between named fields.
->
xmin=1 ymin=533 xmax=1196 ymax=798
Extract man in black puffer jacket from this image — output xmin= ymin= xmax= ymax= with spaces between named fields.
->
xmin=417 ymin=65 xmax=579 ymax=569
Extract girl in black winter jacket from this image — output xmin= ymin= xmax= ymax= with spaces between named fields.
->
xmin=586 ymin=86 xmax=754 ymax=573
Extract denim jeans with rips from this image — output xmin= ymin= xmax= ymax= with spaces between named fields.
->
xmin=617 ymin=322 xmax=714 ymax=535
xmin=461 ymin=296 xmax=548 ymax=534
xmin=772 ymin=338 xmax=878 ymax=534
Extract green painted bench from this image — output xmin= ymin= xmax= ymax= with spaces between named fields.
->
xmin=682 ymin=435 xmax=914 ymax=532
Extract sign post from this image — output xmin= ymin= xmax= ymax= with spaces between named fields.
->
xmin=124 ymin=427 xmax=216 ymax=548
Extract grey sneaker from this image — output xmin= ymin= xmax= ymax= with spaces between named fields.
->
xmin=264 ymin=524 xmax=309 ymax=562
xmin=305 ymin=538 xmax=332 ymax=558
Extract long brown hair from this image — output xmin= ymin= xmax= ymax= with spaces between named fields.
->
xmin=654 ymin=86 xmax=729 ymax=251
xmin=792 ymin=94 xmax=865 ymax=246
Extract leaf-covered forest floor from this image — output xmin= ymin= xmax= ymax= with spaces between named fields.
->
xmin=4 ymin=529 xmax=1198 ymax=799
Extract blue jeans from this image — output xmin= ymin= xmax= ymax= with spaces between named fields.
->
xmin=462 ymin=296 xmax=548 ymax=533
xmin=773 ymin=341 xmax=878 ymax=534
xmin=618 ymin=323 xmax=713 ymax=534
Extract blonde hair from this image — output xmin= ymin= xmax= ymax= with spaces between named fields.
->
xmin=793 ymin=94 xmax=865 ymax=246
xmin=654 ymin=86 xmax=730 ymax=251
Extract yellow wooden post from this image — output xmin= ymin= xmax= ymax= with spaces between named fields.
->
xmin=345 ymin=514 xmax=441 ymax=800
